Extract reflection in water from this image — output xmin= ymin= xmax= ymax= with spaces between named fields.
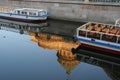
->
xmin=0 ymin=19 xmax=48 ymax=35
xmin=32 ymin=33 xmax=80 ymax=51
xmin=75 ymin=50 xmax=120 ymax=80
xmin=28 ymin=31 xmax=120 ymax=80
xmin=27 ymin=31 xmax=81 ymax=80
xmin=57 ymin=52 xmax=80 ymax=80
xmin=28 ymin=31 xmax=81 ymax=80
xmin=0 ymin=20 xmax=120 ymax=80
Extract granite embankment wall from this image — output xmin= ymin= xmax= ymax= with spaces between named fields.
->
xmin=0 ymin=0 xmax=120 ymax=24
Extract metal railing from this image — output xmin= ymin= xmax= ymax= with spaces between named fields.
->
xmin=28 ymin=0 xmax=120 ymax=5
xmin=89 ymin=0 xmax=120 ymax=3
xmin=3 ymin=0 xmax=120 ymax=6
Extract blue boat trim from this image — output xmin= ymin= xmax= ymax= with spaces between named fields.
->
xmin=0 ymin=15 xmax=46 ymax=23
xmin=77 ymin=37 xmax=120 ymax=49
xmin=0 ymin=12 xmax=50 ymax=18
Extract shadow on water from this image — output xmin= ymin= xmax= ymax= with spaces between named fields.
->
xmin=0 ymin=18 xmax=85 ymax=37
xmin=73 ymin=50 xmax=120 ymax=80
xmin=0 ymin=19 xmax=120 ymax=80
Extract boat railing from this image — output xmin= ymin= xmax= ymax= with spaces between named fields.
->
xmin=78 ymin=28 xmax=120 ymax=43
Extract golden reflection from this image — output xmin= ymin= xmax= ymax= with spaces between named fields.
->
xmin=28 ymin=31 xmax=80 ymax=51
xmin=28 ymin=31 xmax=81 ymax=78
xmin=29 ymin=32 xmax=38 ymax=43
xmin=57 ymin=51 xmax=80 ymax=78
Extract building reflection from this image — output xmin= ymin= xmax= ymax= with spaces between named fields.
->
xmin=57 ymin=51 xmax=80 ymax=79
xmin=28 ymin=31 xmax=81 ymax=79
xmin=29 ymin=31 xmax=80 ymax=51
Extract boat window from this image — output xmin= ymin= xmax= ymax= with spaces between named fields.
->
xmin=21 ymin=11 xmax=27 ymax=15
xmin=21 ymin=12 xmax=24 ymax=14
xmin=93 ymin=33 xmax=101 ymax=39
xmin=25 ymin=12 xmax=27 ymax=14
xmin=39 ymin=11 xmax=46 ymax=16
xmin=87 ymin=31 xmax=96 ymax=39
xmin=33 ymin=13 xmax=36 ymax=16
xmin=38 ymin=12 xmax=41 ymax=16
xmin=43 ymin=11 xmax=46 ymax=14
xmin=17 ymin=11 xmax=20 ymax=14
xmin=29 ymin=12 xmax=36 ymax=16
xmin=102 ymin=34 xmax=117 ymax=43
xmin=79 ymin=30 xmax=86 ymax=37
xmin=14 ymin=10 xmax=17 ymax=14
xmin=118 ymin=37 xmax=120 ymax=44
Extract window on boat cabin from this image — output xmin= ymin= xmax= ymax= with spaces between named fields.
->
xmin=21 ymin=11 xmax=27 ymax=15
xmin=118 ymin=37 xmax=120 ymax=44
xmin=38 ymin=11 xmax=46 ymax=16
xmin=25 ymin=12 xmax=27 ymax=15
xmin=38 ymin=12 xmax=41 ymax=16
xmin=17 ymin=11 xmax=20 ymax=14
xmin=13 ymin=10 xmax=17 ymax=14
xmin=86 ymin=31 xmax=101 ymax=40
xmin=87 ymin=31 xmax=95 ymax=38
xmin=29 ymin=12 xmax=37 ymax=16
xmin=79 ymin=30 xmax=86 ymax=37
xmin=93 ymin=33 xmax=101 ymax=39
xmin=42 ymin=11 xmax=46 ymax=14
xmin=101 ymin=34 xmax=117 ymax=43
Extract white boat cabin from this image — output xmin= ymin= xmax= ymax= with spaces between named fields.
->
xmin=13 ymin=8 xmax=47 ymax=16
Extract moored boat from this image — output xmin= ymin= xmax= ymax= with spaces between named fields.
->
xmin=0 ymin=8 xmax=50 ymax=23
xmin=76 ymin=22 xmax=120 ymax=55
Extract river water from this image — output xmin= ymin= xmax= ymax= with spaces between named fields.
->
xmin=0 ymin=19 xmax=120 ymax=80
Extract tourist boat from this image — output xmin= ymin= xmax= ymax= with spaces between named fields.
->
xmin=0 ymin=8 xmax=50 ymax=23
xmin=75 ymin=22 xmax=120 ymax=55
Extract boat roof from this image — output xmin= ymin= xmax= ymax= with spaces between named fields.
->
xmin=14 ymin=8 xmax=46 ymax=12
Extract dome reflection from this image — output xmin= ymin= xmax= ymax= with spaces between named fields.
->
xmin=28 ymin=31 xmax=81 ymax=79
xmin=57 ymin=50 xmax=80 ymax=78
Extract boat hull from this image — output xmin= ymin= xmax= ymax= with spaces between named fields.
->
xmin=76 ymin=37 xmax=120 ymax=55
xmin=0 ymin=15 xmax=46 ymax=23
xmin=79 ymin=42 xmax=120 ymax=55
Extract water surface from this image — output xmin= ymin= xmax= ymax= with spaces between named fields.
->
xmin=0 ymin=19 xmax=119 ymax=80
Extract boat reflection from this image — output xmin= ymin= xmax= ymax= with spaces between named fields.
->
xmin=73 ymin=49 xmax=120 ymax=80
xmin=0 ymin=18 xmax=47 ymax=33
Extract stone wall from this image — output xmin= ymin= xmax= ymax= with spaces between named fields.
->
xmin=1 ymin=0 xmax=120 ymax=24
